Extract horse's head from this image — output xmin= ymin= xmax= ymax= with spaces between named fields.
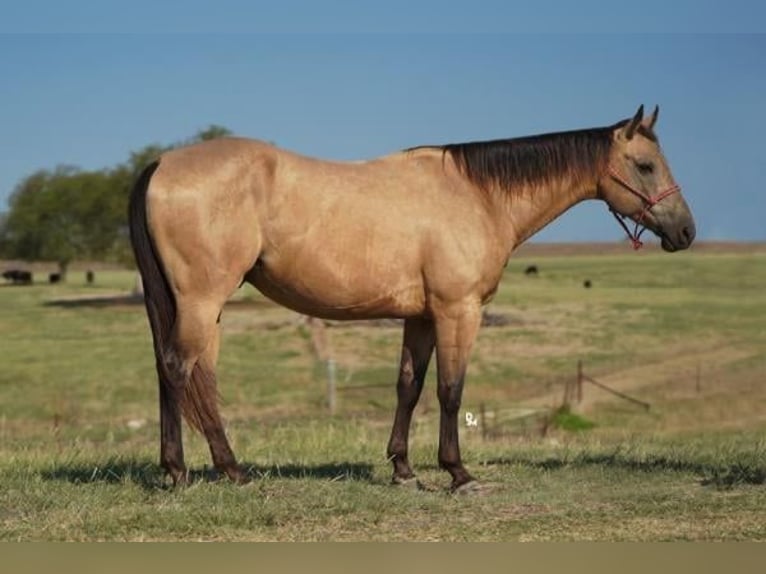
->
xmin=598 ymin=105 xmax=695 ymax=251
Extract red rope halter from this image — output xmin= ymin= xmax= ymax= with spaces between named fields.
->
xmin=607 ymin=165 xmax=681 ymax=250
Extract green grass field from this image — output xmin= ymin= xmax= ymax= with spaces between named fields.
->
xmin=1 ymin=245 xmax=765 ymax=540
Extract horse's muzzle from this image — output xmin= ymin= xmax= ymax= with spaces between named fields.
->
xmin=660 ymin=216 xmax=696 ymax=252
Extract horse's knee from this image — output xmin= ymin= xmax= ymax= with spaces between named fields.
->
xmin=396 ymin=369 xmax=418 ymax=402
xmin=437 ymin=380 xmax=464 ymax=415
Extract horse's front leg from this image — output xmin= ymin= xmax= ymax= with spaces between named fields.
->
xmin=386 ymin=316 xmax=435 ymax=485
xmin=433 ymin=301 xmax=482 ymax=491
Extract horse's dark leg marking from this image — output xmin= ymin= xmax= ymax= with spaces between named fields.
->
xmin=386 ymin=316 xmax=435 ymax=484
xmin=433 ymin=304 xmax=482 ymax=490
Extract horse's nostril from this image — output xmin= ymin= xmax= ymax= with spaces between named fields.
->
xmin=680 ymin=225 xmax=695 ymax=246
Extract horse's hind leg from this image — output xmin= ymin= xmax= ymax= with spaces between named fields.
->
xmin=165 ymin=296 xmax=243 ymax=483
xmin=197 ymin=318 xmax=247 ymax=483
xmin=386 ymin=316 xmax=435 ymax=484
xmin=158 ymin=362 xmax=187 ymax=486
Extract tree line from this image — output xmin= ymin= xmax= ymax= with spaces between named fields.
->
xmin=0 ymin=126 xmax=231 ymax=277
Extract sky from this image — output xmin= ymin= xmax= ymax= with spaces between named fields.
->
xmin=1 ymin=4 xmax=765 ymax=243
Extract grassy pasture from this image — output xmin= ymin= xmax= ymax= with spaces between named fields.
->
xmin=0 ymin=245 xmax=764 ymax=540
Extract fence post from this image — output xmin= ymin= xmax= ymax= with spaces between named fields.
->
xmin=577 ymin=360 xmax=583 ymax=403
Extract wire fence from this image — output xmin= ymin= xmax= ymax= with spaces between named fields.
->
xmin=306 ymin=316 xmax=653 ymax=437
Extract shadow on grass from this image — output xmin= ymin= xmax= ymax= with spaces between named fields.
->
xmin=480 ymin=453 xmax=766 ymax=489
xmin=44 ymin=294 xmax=143 ymax=308
xmin=41 ymin=459 xmax=375 ymax=491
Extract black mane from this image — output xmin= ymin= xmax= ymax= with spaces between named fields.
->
xmin=408 ymin=120 xmax=652 ymax=193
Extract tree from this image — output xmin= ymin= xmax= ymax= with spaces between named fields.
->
xmin=1 ymin=167 xmax=124 ymax=276
xmin=194 ymin=124 xmax=232 ymax=142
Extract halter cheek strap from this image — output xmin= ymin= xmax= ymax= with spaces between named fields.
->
xmin=607 ymin=166 xmax=681 ymax=250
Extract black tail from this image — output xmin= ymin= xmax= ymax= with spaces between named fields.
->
xmin=128 ymin=161 xmax=170 ymax=375
xmin=128 ymin=161 xmax=217 ymax=434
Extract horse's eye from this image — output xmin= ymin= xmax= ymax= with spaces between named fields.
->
xmin=636 ymin=162 xmax=654 ymax=175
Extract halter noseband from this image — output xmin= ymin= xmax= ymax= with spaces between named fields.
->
xmin=607 ymin=165 xmax=681 ymax=250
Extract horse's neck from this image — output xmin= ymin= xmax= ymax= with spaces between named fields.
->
xmin=496 ymin=176 xmax=598 ymax=250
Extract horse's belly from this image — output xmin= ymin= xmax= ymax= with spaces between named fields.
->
xmin=246 ymin=265 xmax=426 ymax=320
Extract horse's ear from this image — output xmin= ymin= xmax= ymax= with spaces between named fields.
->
xmin=623 ymin=104 xmax=644 ymax=140
xmin=645 ymin=105 xmax=659 ymax=130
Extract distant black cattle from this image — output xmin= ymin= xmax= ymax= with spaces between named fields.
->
xmin=2 ymin=269 xmax=32 ymax=284
xmin=86 ymin=269 xmax=95 ymax=284
xmin=524 ymin=265 xmax=539 ymax=276
xmin=49 ymin=273 xmax=62 ymax=284
xmin=583 ymin=279 xmax=592 ymax=289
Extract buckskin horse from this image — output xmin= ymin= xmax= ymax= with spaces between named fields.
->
xmin=129 ymin=105 xmax=695 ymax=492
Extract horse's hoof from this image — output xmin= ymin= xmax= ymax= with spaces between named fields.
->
xmin=391 ymin=475 xmax=427 ymax=490
xmin=167 ymin=471 xmax=189 ymax=488
xmin=226 ymin=468 xmax=251 ymax=485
